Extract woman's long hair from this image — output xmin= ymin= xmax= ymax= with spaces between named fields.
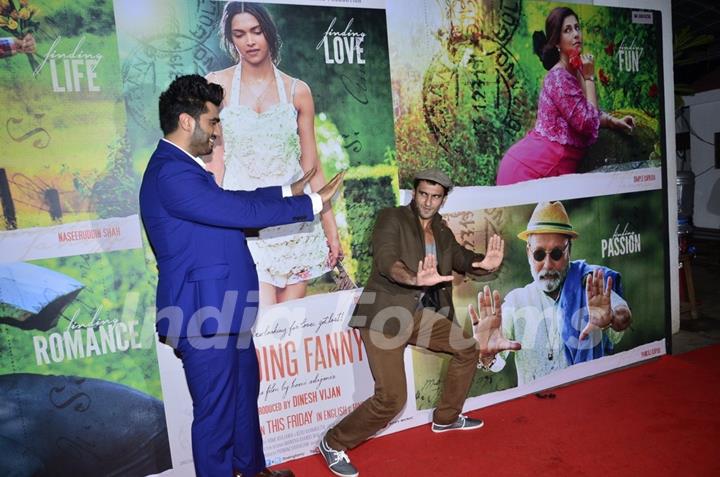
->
xmin=220 ymin=2 xmax=282 ymax=64
xmin=532 ymin=6 xmax=578 ymax=71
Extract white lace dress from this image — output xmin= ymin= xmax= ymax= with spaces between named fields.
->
xmin=220 ymin=62 xmax=331 ymax=287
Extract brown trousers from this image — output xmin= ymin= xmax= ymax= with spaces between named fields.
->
xmin=325 ymin=309 xmax=478 ymax=450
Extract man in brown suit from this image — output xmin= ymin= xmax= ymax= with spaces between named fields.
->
xmin=318 ymin=169 xmax=505 ymax=477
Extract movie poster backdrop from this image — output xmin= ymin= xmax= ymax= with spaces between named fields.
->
xmin=0 ymin=0 xmax=673 ymax=474
xmin=1 ymin=1 xmax=172 ymax=475
xmin=111 ymin=0 xmax=398 ymax=471
xmin=387 ymin=0 xmax=664 ymax=188
xmin=412 ymin=190 xmax=667 ymax=410
xmin=114 ymin=0 xmax=398 ymax=291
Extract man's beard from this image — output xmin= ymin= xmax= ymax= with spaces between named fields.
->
xmin=531 ymin=266 xmax=568 ymax=293
xmin=190 ymin=125 xmax=214 ymax=156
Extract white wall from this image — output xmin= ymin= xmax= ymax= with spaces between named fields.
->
xmin=681 ymin=89 xmax=720 ymax=230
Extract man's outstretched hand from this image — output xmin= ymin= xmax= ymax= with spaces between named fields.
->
xmin=471 ymin=234 xmax=505 ymax=272
xmin=469 ymin=286 xmax=521 ymax=360
xmin=290 ymin=168 xmax=316 ymax=196
xmin=415 ymin=254 xmax=453 ymax=287
xmin=318 ymin=171 xmax=345 ymax=205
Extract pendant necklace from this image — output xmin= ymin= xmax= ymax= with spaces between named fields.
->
xmin=246 ymin=74 xmax=274 ymax=109
xmin=538 ymin=292 xmax=558 ymax=361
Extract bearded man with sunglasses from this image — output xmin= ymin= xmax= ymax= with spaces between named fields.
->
xmin=471 ymin=201 xmax=632 ymax=385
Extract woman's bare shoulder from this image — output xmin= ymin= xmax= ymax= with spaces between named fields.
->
xmin=276 ymin=70 xmax=308 ymax=92
xmin=275 ymin=70 xmax=311 ymax=109
xmin=206 ymin=66 xmax=236 ymax=85
xmin=294 ymin=78 xmax=311 ymax=96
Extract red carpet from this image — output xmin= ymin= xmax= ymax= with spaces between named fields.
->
xmin=280 ymin=344 xmax=720 ymax=476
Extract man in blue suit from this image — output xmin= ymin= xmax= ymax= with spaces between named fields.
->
xmin=139 ymin=75 xmax=343 ymax=477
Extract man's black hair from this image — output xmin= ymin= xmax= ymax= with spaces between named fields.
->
xmin=158 ymin=74 xmax=224 ymax=135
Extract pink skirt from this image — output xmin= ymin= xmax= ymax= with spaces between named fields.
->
xmin=496 ymin=131 xmax=586 ymax=185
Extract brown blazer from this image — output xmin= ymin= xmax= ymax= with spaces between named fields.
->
xmin=349 ymin=202 xmax=489 ymax=336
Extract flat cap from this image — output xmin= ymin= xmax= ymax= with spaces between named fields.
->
xmin=413 ymin=168 xmax=453 ymax=189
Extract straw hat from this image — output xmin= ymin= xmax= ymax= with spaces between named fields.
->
xmin=517 ymin=201 xmax=579 ymax=241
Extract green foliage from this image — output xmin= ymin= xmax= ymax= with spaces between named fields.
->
xmin=2 ymin=26 xmax=133 ymax=230
xmin=673 ymin=26 xmax=714 ymax=65
xmin=0 ymin=31 xmax=124 ymax=97
xmin=398 ymin=2 xmax=665 ymax=186
xmin=254 ymin=5 xmax=396 ymax=170
xmin=343 ymin=165 xmax=399 ymax=286
xmin=0 ymin=249 xmax=163 ymax=398
xmin=416 ymin=6 xmax=535 ymax=187
xmin=580 ymin=108 xmax=660 ymax=172
xmin=41 ymin=0 xmax=115 ymax=37
xmin=564 ymin=3 xmax=661 ymax=119
xmin=673 ymin=25 xmax=714 ymax=107
xmin=91 ymin=135 xmax=140 ymax=218
xmin=315 ymin=113 xmax=350 ymax=177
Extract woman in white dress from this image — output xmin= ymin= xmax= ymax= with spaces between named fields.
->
xmin=206 ymin=1 xmax=342 ymax=306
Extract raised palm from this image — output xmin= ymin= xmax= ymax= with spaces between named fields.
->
xmin=580 ymin=269 xmax=613 ymax=340
xmin=472 ymin=234 xmax=505 ymax=271
xmin=469 ymin=286 xmax=521 ymax=356
xmin=416 ymin=254 xmax=453 ymax=287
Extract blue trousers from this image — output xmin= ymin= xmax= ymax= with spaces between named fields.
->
xmin=175 ymin=334 xmax=264 ymax=477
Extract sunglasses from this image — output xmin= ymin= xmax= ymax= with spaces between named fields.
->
xmin=529 ymin=242 xmax=569 ymax=262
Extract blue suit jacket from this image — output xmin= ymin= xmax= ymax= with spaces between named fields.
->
xmin=139 ymin=140 xmax=314 ymax=338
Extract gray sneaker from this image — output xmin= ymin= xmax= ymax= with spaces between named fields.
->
xmin=431 ymin=414 xmax=484 ymax=433
xmin=318 ymin=437 xmax=359 ymax=477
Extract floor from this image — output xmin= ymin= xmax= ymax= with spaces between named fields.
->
xmin=672 ymin=237 xmax=720 ymax=354
xmin=282 ymin=233 xmax=720 ymax=477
